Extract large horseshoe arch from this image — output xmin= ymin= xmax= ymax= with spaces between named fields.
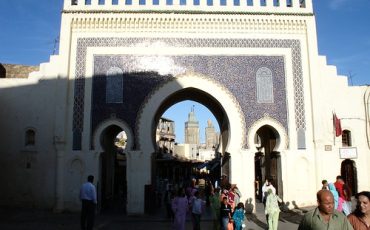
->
xmin=137 ymin=72 xmax=246 ymax=158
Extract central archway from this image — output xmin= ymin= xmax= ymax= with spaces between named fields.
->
xmin=137 ymin=72 xmax=246 ymax=162
xmin=131 ymin=72 xmax=246 ymax=214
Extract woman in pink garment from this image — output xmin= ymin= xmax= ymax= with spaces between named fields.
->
xmin=171 ymin=188 xmax=189 ymax=230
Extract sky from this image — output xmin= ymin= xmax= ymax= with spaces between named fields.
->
xmin=0 ymin=0 xmax=369 ymax=142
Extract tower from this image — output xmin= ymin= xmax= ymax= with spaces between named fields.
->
xmin=205 ymin=119 xmax=218 ymax=149
xmin=185 ymin=106 xmax=200 ymax=146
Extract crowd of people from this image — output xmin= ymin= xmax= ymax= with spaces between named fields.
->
xmin=77 ymin=174 xmax=370 ymax=230
xmin=165 ymin=175 xmax=245 ymax=230
xmin=321 ymin=176 xmax=353 ymax=216
xmin=166 ymin=174 xmax=370 ymax=230
xmin=299 ymin=175 xmax=370 ymax=230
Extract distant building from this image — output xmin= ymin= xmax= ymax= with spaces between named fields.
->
xmin=156 ymin=117 xmax=175 ymax=155
xmin=198 ymin=148 xmax=215 ymax=161
xmin=174 ymin=143 xmax=198 ymax=160
xmin=0 ymin=63 xmax=39 ymax=78
xmin=185 ymin=107 xmax=200 ymax=146
xmin=205 ymin=119 xmax=219 ymax=149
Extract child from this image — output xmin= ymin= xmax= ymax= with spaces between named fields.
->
xmin=232 ymin=202 xmax=245 ymax=230
xmin=321 ymin=180 xmax=329 ymax=190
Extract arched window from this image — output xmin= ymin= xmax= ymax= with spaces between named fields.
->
xmin=256 ymin=67 xmax=274 ymax=103
xmin=25 ymin=129 xmax=36 ymax=146
xmin=342 ymin=130 xmax=352 ymax=147
xmin=106 ymin=67 xmax=123 ymax=104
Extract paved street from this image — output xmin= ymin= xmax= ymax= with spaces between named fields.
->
xmin=0 ymin=202 xmax=308 ymax=229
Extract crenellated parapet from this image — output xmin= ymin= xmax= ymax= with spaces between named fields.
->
xmin=64 ymin=0 xmax=312 ymax=14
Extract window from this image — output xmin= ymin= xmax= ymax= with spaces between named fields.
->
xmin=106 ymin=67 xmax=123 ymax=104
xmin=342 ymin=130 xmax=352 ymax=147
xmin=25 ymin=129 xmax=36 ymax=146
xmin=256 ymin=67 xmax=274 ymax=103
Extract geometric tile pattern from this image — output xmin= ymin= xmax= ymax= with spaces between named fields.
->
xmin=73 ymin=38 xmax=305 ymax=150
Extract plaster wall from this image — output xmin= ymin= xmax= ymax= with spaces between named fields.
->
xmin=0 ymin=56 xmax=61 ymax=208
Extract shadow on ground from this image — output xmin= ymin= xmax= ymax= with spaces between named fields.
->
xmin=246 ymin=213 xmax=268 ymax=229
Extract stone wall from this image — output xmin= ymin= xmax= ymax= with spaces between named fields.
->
xmin=1 ymin=64 xmax=39 ymax=78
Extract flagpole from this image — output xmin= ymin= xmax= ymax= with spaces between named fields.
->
xmin=333 ymin=112 xmax=336 ymax=146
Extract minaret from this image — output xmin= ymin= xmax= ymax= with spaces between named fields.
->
xmin=185 ymin=106 xmax=200 ymax=146
xmin=205 ymin=119 xmax=218 ymax=149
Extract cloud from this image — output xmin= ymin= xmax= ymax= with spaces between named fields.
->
xmin=328 ymin=0 xmax=349 ymax=10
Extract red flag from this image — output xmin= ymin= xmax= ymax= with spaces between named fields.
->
xmin=333 ymin=113 xmax=342 ymax=137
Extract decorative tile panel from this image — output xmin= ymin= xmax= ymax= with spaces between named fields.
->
xmin=106 ymin=67 xmax=124 ymax=104
xmin=73 ymin=37 xmax=305 ymax=150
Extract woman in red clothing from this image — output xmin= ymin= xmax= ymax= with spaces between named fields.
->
xmin=348 ymin=191 xmax=370 ymax=230
xmin=227 ymin=186 xmax=236 ymax=211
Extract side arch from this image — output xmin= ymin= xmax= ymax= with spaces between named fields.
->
xmin=92 ymin=118 xmax=134 ymax=152
xmin=248 ymin=116 xmax=288 ymax=151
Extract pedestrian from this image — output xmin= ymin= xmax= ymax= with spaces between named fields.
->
xmin=328 ymin=183 xmax=340 ymax=209
xmin=322 ymin=180 xmax=329 ymax=190
xmin=298 ymin=189 xmax=353 ymax=230
xmin=347 ymin=191 xmax=370 ymax=230
xmin=232 ymin=202 xmax=245 ymax=230
xmin=227 ymin=186 xmax=236 ymax=211
xmin=220 ymin=196 xmax=232 ymax=230
xmin=164 ymin=184 xmax=174 ymax=219
xmin=171 ymin=188 xmax=189 ymax=230
xmin=227 ymin=218 xmax=234 ymax=230
xmin=342 ymin=184 xmax=352 ymax=216
xmin=328 ymin=183 xmax=343 ymax=212
xmin=209 ymin=187 xmax=221 ymax=230
xmin=186 ymin=179 xmax=198 ymax=199
xmin=191 ymin=191 xmax=205 ymax=230
xmin=262 ymin=178 xmax=276 ymax=206
xmin=265 ymin=189 xmax=282 ymax=230
xmin=335 ymin=176 xmax=346 ymax=212
xmin=79 ymin=175 xmax=97 ymax=230
xmin=335 ymin=176 xmax=345 ymax=199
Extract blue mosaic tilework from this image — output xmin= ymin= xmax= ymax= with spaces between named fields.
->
xmin=73 ymin=37 xmax=304 ymax=150
xmin=91 ymin=55 xmax=286 ymax=149
xmin=92 ymin=55 xmax=173 ymax=149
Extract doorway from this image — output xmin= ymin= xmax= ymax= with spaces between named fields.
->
xmin=99 ymin=125 xmax=127 ymax=213
xmin=254 ymin=125 xmax=282 ymax=200
xmin=341 ymin=159 xmax=358 ymax=195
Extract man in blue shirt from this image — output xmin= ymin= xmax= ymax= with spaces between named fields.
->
xmin=80 ymin=175 xmax=97 ymax=230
